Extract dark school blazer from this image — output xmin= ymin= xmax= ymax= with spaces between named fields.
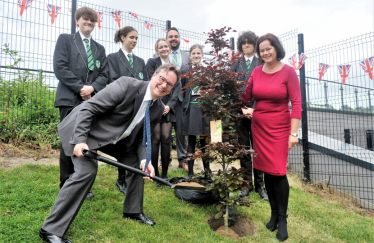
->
xmin=107 ymin=49 xmax=146 ymax=83
xmin=53 ymin=31 xmax=109 ymax=107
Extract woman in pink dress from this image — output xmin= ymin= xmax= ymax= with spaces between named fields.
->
xmin=242 ymin=33 xmax=301 ymax=242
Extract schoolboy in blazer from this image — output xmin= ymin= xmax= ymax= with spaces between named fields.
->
xmin=39 ymin=64 xmax=180 ymax=243
xmin=53 ymin=7 xmax=108 ymax=198
xmin=107 ymin=26 xmax=146 ymax=194
xmin=231 ymin=31 xmax=267 ymax=200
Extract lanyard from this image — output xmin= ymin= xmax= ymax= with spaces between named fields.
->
xmin=170 ymin=50 xmax=181 ymax=67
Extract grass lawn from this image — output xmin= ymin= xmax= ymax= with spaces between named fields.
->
xmin=0 ymin=164 xmax=373 ymax=242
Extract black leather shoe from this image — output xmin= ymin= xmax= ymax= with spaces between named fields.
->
xmin=115 ymin=178 xmax=126 ymax=195
xmin=86 ymin=191 xmax=94 ymax=199
xmin=123 ymin=212 xmax=156 ymax=226
xmin=257 ymin=187 xmax=269 ymax=201
xmin=239 ymin=187 xmax=253 ymax=197
xmin=39 ymin=228 xmax=71 ymax=243
xmin=155 ymin=181 xmax=163 ymax=187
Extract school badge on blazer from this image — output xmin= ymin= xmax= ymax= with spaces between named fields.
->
xmin=96 ymin=60 xmax=100 ymax=68
xmin=139 ymin=72 xmax=143 ymax=79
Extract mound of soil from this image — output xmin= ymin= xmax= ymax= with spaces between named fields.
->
xmin=207 ymin=214 xmax=258 ymax=239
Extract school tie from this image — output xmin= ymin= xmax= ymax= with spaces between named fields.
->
xmin=142 ymin=100 xmax=152 ymax=172
xmin=172 ymin=51 xmax=178 ymax=63
xmin=247 ymin=59 xmax=251 ymax=70
xmin=128 ymin=54 xmax=133 ymax=68
xmin=83 ymin=39 xmax=94 ymax=71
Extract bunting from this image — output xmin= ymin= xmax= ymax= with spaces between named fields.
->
xmin=297 ymin=53 xmax=308 ymax=70
xmin=288 ymin=54 xmax=298 ymax=70
xmin=182 ymin=38 xmax=190 ymax=43
xmin=126 ymin=11 xmax=138 ymax=19
xmin=359 ymin=56 xmax=374 ymax=80
xmin=96 ymin=11 xmax=103 ymax=30
xmin=110 ymin=11 xmax=122 ymax=28
xmin=18 ymin=0 xmax=34 ymax=16
xmin=46 ymin=5 xmax=61 ymax=25
xmin=337 ymin=65 xmax=351 ymax=85
xmin=144 ymin=21 xmax=155 ymax=30
xmin=318 ymin=63 xmax=330 ymax=82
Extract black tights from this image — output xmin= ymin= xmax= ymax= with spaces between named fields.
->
xmin=151 ymin=122 xmax=172 ymax=178
xmin=187 ymin=135 xmax=210 ymax=176
xmin=264 ymin=173 xmax=289 ymax=215
xmin=265 ymin=173 xmax=289 ymax=236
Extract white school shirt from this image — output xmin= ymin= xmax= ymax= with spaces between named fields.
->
xmin=79 ymin=31 xmax=91 ymax=53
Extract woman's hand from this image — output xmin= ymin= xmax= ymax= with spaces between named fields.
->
xmin=163 ymin=105 xmax=170 ymax=115
xmin=242 ymin=107 xmax=254 ymax=119
xmin=288 ymin=135 xmax=298 ymax=149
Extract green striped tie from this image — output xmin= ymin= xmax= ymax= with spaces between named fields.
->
xmin=128 ymin=54 xmax=133 ymax=68
xmin=247 ymin=59 xmax=251 ymax=70
xmin=83 ymin=39 xmax=94 ymax=71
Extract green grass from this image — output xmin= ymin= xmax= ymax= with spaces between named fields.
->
xmin=0 ymin=164 xmax=373 ymax=242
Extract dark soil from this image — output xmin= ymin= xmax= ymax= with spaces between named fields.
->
xmin=207 ymin=214 xmax=258 ymax=238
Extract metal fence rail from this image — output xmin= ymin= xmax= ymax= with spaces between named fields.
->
xmin=288 ymin=31 xmax=374 ymax=210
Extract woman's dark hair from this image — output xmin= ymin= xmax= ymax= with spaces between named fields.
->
xmin=75 ymin=6 xmax=97 ymax=22
xmin=237 ymin=31 xmax=258 ymax=52
xmin=255 ymin=33 xmax=285 ymax=64
xmin=114 ymin=26 xmax=137 ymax=43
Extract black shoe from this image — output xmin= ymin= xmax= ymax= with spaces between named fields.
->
xmin=239 ymin=188 xmax=253 ymax=197
xmin=256 ymin=187 xmax=269 ymax=201
xmin=123 ymin=212 xmax=156 ymax=226
xmin=155 ymin=181 xmax=163 ymax=187
xmin=86 ymin=191 xmax=94 ymax=199
xmin=39 ymin=228 xmax=71 ymax=243
xmin=276 ymin=214 xmax=288 ymax=242
xmin=266 ymin=210 xmax=279 ymax=232
xmin=115 ymin=177 xmax=126 ymax=194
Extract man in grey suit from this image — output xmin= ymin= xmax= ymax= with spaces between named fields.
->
xmin=231 ymin=31 xmax=268 ymax=200
xmin=39 ymin=64 xmax=180 ymax=243
xmin=54 ymin=7 xmax=109 ymax=198
xmin=167 ymin=27 xmax=191 ymax=171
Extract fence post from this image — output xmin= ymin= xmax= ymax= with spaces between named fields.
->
xmin=166 ymin=20 xmax=171 ymax=31
xmin=298 ymin=33 xmax=310 ymax=182
xmin=341 ymin=86 xmax=344 ymax=111
xmin=306 ymin=79 xmax=310 ymax=104
xmin=324 ymin=82 xmax=328 ymax=108
xmin=369 ymin=91 xmax=372 ymax=114
xmin=355 ymin=88 xmax=359 ymax=111
xmin=71 ymin=0 xmax=77 ymax=34
xmin=230 ymin=37 xmax=235 ymax=51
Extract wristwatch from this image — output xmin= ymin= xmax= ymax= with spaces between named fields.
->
xmin=290 ymin=133 xmax=298 ymax=137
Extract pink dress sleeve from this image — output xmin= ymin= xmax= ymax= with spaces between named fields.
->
xmin=287 ymin=67 xmax=302 ymax=119
xmin=241 ymin=69 xmax=254 ymax=102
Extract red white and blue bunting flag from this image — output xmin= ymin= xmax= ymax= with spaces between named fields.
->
xmin=201 ymin=45 xmax=205 ymax=49
xmin=337 ymin=64 xmax=352 ymax=85
xmin=297 ymin=53 xmax=308 ymax=70
xmin=318 ymin=63 xmax=330 ymax=82
xmin=228 ymin=50 xmax=232 ymax=59
xmin=288 ymin=53 xmax=298 ymax=70
xmin=96 ymin=11 xmax=103 ymax=30
xmin=359 ymin=56 xmax=374 ymax=80
xmin=18 ymin=0 xmax=34 ymax=16
xmin=110 ymin=11 xmax=122 ymax=28
xmin=47 ymin=5 xmax=61 ymax=25
xmin=144 ymin=21 xmax=155 ymax=30
xmin=126 ymin=11 xmax=138 ymax=19
xmin=161 ymin=29 xmax=168 ymax=33
xmin=182 ymin=38 xmax=190 ymax=43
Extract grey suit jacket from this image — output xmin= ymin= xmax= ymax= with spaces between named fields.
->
xmin=58 ymin=77 xmax=164 ymax=160
xmin=54 ymin=32 xmax=109 ymax=107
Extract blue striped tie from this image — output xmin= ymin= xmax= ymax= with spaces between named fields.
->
xmin=142 ymin=100 xmax=152 ymax=172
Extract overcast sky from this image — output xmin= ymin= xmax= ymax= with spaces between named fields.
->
xmin=90 ymin=0 xmax=373 ymax=50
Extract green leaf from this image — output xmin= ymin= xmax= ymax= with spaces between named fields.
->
xmin=215 ymin=213 xmax=223 ymax=219
xmin=229 ymin=192 xmax=234 ymax=199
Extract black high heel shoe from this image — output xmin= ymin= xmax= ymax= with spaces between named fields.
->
xmin=266 ymin=210 xmax=279 ymax=232
xmin=276 ymin=214 xmax=288 ymax=242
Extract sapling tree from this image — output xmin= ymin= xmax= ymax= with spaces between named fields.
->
xmin=183 ymin=27 xmax=255 ymax=233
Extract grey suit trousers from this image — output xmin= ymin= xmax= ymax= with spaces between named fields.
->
xmin=174 ymin=100 xmax=188 ymax=162
xmin=42 ymin=140 xmax=144 ymax=237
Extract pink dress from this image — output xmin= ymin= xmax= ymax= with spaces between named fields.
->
xmin=241 ymin=64 xmax=301 ymax=176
